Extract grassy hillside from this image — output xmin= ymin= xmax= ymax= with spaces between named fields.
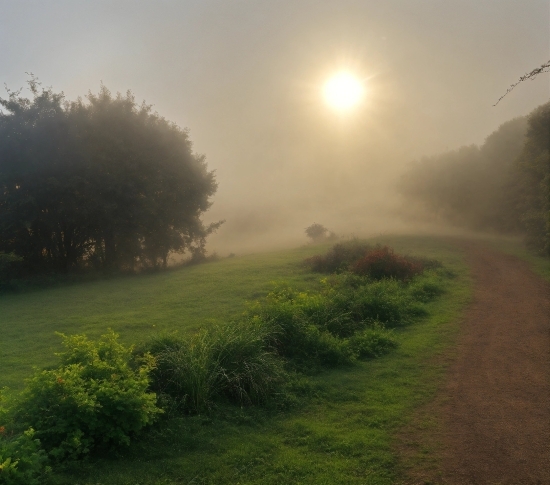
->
xmin=0 ymin=244 xmax=330 ymax=390
xmin=1 ymin=235 xmax=472 ymax=484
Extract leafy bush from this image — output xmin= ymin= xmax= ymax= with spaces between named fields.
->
xmin=304 ymin=240 xmax=371 ymax=273
xmin=351 ymin=246 xmax=424 ymax=281
xmin=349 ymin=326 xmax=398 ymax=359
xmin=144 ymin=322 xmax=285 ymax=414
xmin=305 ymin=223 xmax=336 ymax=243
xmin=15 ymin=331 xmax=161 ymax=461
xmin=0 ymin=428 xmax=50 ymax=485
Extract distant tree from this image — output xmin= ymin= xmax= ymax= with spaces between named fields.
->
xmin=511 ymin=101 xmax=550 ymax=254
xmin=399 ymin=116 xmax=528 ymax=232
xmin=305 ymin=223 xmax=333 ymax=243
xmin=0 ymin=79 xmax=222 ymax=273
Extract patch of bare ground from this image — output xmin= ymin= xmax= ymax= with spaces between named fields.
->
xmin=398 ymin=242 xmax=550 ymax=485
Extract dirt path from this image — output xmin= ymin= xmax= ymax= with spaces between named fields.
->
xmin=439 ymin=243 xmax=550 ymax=484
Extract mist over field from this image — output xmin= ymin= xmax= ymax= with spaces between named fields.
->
xmin=1 ymin=0 xmax=548 ymax=255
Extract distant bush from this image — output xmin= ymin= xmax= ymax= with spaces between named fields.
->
xmin=305 ymin=223 xmax=337 ymax=243
xmin=304 ymin=240 xmax=372 ymax=273
xmin=143 ymin=322 xmax=285 ymax=414
xmin=15 ymin=332 xmax=161 ymax=461
xmin=351 ymin=246 xmax=424 ymax=281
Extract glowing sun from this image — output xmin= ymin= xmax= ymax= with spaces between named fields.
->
xmin=323 ymin=72 xmax=365 ymax=111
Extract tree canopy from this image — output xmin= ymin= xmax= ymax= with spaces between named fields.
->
xmin=399 ymin=101 xmax=550 ymax=255
xmin=0 ymin=80 xmax=222 ymax=274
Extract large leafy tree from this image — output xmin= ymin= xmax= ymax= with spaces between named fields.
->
xmin=0 ymin=79 xmax=221 ymax=273
xmin=512 ymin=102 xmax=550 ymax=254
xmin=398 ymin=116 xmax=528 ymax=232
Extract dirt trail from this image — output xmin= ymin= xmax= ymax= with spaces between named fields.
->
xmin=439 ymin=243 xmax=550 ymax=484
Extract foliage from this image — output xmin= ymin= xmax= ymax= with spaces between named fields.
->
xmin=348 ymin=326 xmax=398 ymax=359
xmin=399 ymin=116 xmax=528 ymax=233
xmin=512 ymin=102 xmax=550 ymax=255
xmin=350 ymin=246 xmax=424 ymax=281
xmin=15 ymin=331 xmax=161 ymax=461
xmin=304 ymin=240 xmax=372 ymax=273
xmin=0 ymin=428 xmax=50 ymax=485
xmin=0 ymin=78 xmax=221 ymax=275
xmin=251 ymin=271 xmax=433 ymax=368
xmin=305 ymin=223 xmax=336 ymax=243
xmin=143 ymin=322 xmax=285 ymax=414
xmin=399 ymin=101 xmax=550 ymax=257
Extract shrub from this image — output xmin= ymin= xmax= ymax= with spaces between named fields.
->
xmin=304 ymin=240 xmax=371 ymax=273
xmin=408 ymin=275 xmax=446 ymax=302
xmin=305 ymin=223 xmax=330 ymax=242
xmin=15 ymin=331 xmax=161 ymax=461
xmin=351 ymin=246 xmax=424 ymax=281
xmin=144 ymin=322 xmax=285 ymax=414
xmin=255 ymin=287 xmax=359 ymax=366
xmin=0 ymin=428 xmax=50 ymax=485
xmin=349 ymin=326 xmax=398 ymax=359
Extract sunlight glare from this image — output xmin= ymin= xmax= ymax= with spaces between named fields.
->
xmin=323 ymin=72 xmax=365 ymax=111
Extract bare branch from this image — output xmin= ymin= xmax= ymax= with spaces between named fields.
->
xmin=494 ymin=60 xmax=550 ymax=106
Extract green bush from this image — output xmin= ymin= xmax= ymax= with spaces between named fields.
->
xmin=349 ymin=326 xmax=398 ymax=359
xmin=254 ymin=287 xmax=358 ymax=367
xmin=15 ymin=331 xmax=161 ymax=461
xmin=0 ymin=428 xmax=50 ymax=485
xmin=144 ymin=322 xmax=285 ymax=414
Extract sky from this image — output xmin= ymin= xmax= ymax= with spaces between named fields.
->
xmin=1 ymin=0 xmax=549 ymax=252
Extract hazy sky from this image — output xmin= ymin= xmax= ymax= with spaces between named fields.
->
xmin=1 ymin=0 xmax=549 ymax=251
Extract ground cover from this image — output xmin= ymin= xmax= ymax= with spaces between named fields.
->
xmin=24 ymin=235 xmax=472 ymax=485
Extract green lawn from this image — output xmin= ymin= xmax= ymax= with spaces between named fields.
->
xmin=1 ymin=235 xmax=472 ymax=484
xmin=0 ymin=244 xmax=332 ymax=390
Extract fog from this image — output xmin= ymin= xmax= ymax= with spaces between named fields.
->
xmin=1 ymin=0 xmax=548 ymax=254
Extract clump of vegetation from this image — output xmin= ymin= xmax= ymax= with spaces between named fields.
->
xmin=0 ymin=428 xmax=50 ymax=485
xmin=350 ymin=246 xmax=423 ymax=281
xmin=304 ymin=240 xmax=372 ymax=273
xmin=12 ymin=331 xmax=161 ymax=462
xmin=305 ymin=223 xmax=337 ymax=243
xmin=142 ymin=322 xmax=285 ymax=414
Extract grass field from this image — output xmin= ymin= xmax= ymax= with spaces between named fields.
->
xmin=1 ymin=235 xmax=472 ymax=484
xmin=0 ymin=244 xmax=330 ymax=390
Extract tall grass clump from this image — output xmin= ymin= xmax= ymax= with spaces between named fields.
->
xmin=143 ymin=321 xmax=285 ymax=414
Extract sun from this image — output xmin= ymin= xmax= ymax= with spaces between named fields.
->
xmin=323 ymin=72 xmax=365 ymax=111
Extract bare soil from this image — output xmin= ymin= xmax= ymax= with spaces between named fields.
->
xmin=401 ymin=242 xmax=550 ymax=485
xmin=443 ymin=243 xmax=550 ymax=484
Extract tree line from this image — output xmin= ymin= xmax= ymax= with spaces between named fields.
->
xmin=0 ymin=79 xmax=222 ymax=277
xmin=399 ymin=101 xmax=550 ymax=255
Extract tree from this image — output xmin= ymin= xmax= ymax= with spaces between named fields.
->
xmin=305 ymin=223 xmax=330 ymax=242
xmin=511 ymin=101 xmax=550 ymax=254
xmin=398 ymin=116 xmax=528 ymax=232
xmin=0 ymin=79 xmax=222 ymax=273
